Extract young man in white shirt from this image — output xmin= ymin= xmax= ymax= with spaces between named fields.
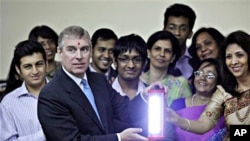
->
xmin=0 ymin=40 xmax=47 ymax=141
xmin=112 ymin=34 xmax=148 ymax=100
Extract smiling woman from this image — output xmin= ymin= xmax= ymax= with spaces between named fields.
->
xmin=1 ymin=0 xmax=249 ymax=81
xmin=170 ymin=58 xmax=226 ymax=141
xmin=188 ymin=27 xmax=225 ymax=70
xmin=166 ymin=30 xmax=250 ymax=141
xmin=28 ymin=25 xmax=61 ymax=80
xmin=140 ymin=30 xmax=192 ymax=107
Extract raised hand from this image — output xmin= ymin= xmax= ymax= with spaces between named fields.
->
xmin=142 ymin=81 xmax=167 ymax=101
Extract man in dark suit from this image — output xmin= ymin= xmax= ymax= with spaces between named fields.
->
xmin=88 ymin=28 xmax=118 ymax=83
xmin=37 ymin=25 xmax=149 ymax=141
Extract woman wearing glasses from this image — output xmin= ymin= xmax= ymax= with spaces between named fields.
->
xmin=170 ymin=58 xmax=226 ymax=141
xmin=140 ymin=30 xmax=192 ymax=107
xmin=166 ymin=31 xmax=250 ymax=141
xmin=187 ymin=27 xmax=225 ymax=93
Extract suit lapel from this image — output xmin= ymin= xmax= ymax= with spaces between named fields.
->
xmin=87 ymin=72 xmax=109 ymax=131
xmin=108 ymin=67 xmax=117 ymax=81
xmin=59 ymin=69 xmax=104 ymax=131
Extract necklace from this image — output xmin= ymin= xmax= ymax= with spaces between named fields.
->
xmin=191 ymin=94 xmax=196 ymax=106
xmin=145 ymin=71 xmax=150 ymax=85
xmin=235 ymin=90 xmax=250 ymax=122
xmin=191 ymin=94 xmax=210 ymax=106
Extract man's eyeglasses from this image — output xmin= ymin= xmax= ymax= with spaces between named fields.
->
xmin=117 ymin=56 xmax=143 ymax=64
xmin=166 ymin=25 xmax=189 ymax=33
xmin=194 ymin=70 xmax=216 ymax=79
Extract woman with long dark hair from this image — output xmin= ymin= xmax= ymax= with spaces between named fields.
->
xmin=166 ymin=30 xmax=250 ymax=141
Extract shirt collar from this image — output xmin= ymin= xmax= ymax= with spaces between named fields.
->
xmin=16 ymin=78 xmax=49 ymax=98
xmin=112 ymin=77 xmax=146 ymax=96
xmin=184 ymin=47 xmax=191 ymax=58
xmin=62 ymin=66 xmax=87 ymax=86
xmin=16 ymin=82 xmax=29 ymax=97
xmin=89 ymin=63 xmax=110 ymax=79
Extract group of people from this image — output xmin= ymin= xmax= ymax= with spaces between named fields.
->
xmin=0 ymin=2 xmax=250 ymax=141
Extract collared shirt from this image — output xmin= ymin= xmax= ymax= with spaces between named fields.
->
xmin=175 ymin=48 xmax=193 ymax=79
xmin=0 ymin=82 xmax=46 ymax=141
xmin=88 ymin=63 xmax=110 ymax=80
xmin=62 ymin=66 xmax=86 ymax=92
xmin=112 ymin=77 xmax=146 ymax=98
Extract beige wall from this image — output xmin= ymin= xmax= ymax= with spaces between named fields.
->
xmin=0 ymin=0 xmax=249 ymax=79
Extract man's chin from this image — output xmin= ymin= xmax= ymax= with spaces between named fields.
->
xmin=73 ymin=72 xmax=86 ymax=78
xmin=123 ymin=75 xmax=137 ymax=81
xmin=73 ymin=68 xmax=87 ymax=75
xmin=100 ymin=65 xmax=111 ymax=70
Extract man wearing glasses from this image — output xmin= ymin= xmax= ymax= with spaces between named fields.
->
xmin=112 ymin=34 xmax=148 ymax=100
xmin=163 ymin=3 xmax=196 ymax=80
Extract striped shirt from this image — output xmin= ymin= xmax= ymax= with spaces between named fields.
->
xmin=0 ymin=82 xmax=46 ymax=141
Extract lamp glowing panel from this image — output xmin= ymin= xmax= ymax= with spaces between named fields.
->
xmin=148 ymin=89 xmax=165 ymax=140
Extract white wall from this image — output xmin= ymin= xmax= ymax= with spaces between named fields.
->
xmin=1 ymin=0 xmax=249 ymax=79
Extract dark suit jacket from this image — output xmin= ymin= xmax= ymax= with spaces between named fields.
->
xmin=87 ymin=66 xmax=117 ymax=83
xmin=38 ymin=68 xmax=147 ymax=141
xmin=108 ymin=67 xmax=117 ymax=82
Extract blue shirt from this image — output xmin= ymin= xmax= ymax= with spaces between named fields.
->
xmin=0 ymin=82 xmax=46 ymax=141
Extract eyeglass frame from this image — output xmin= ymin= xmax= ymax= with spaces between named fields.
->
xmin=194 ymin=70 xmax=216 ymax=79
xmin=165 ymin=24 xmax=190 ymax=33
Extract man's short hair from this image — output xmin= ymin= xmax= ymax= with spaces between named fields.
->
xmin=91 ymin=28 xmax=118 ymax=49
xmin=163 ymin=3 xmax=196 ymax=30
